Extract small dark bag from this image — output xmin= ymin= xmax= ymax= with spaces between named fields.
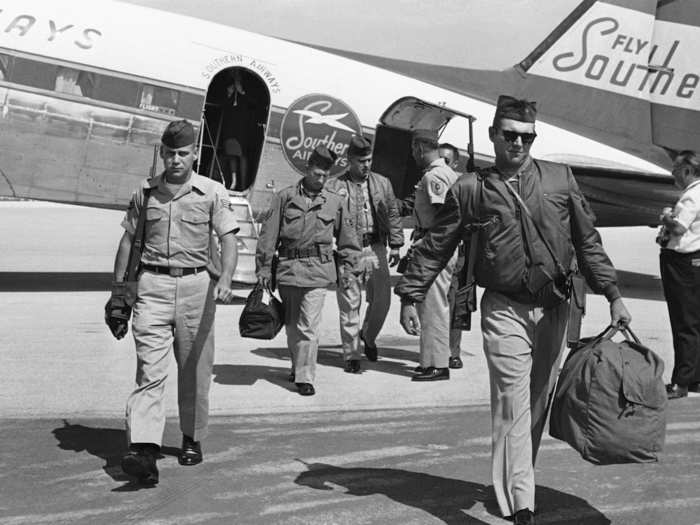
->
xmin=239 ymin=283 xmax=285 ymax=339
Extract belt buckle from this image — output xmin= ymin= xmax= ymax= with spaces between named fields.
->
xmin=169 ymin=267 xmax=184 ymax=277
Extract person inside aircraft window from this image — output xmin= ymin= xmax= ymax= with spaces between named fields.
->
xmin=55 ymin=67 xmax=95 ymax=97
xmin=139 ymin=85 xmax=179 ymax=115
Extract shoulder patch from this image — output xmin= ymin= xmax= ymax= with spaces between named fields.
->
xmin=430 ymin=180 xmax=443 ymax=194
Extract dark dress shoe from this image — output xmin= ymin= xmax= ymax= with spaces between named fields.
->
xmin=297 ymin=383 xmax=315 ymax=396
xmin=412 ymin=367 xmax=450 ymax=382
xmin=448 ymin=356 xmax=463 ymax=369
xmin=121 ymin=450 xmax=159 ymax=484
xmin=513 ymin=508 xmax=535 ymax=525
xmin=179 ymin=435 xmax=203 ymax=466
xmin=360 ymin=332 xmax=378 ymax=361
xmin=344 ymin=359 xmax=361 ymax=373
xmin=413 ymin=365 xmax=425 ymax=374
xmin=667 ymin=384 xmax=688 ymax=399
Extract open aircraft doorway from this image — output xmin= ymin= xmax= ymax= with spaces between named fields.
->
xmin=198 ymin=67 xmax=270 ymax=285
xmin=198 ymin=67 xmax=270 ymax=193
xmin=371 ymin=97 xmax=475 ymax=202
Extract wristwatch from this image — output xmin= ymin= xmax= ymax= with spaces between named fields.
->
xmin=400 ymin=296 xmax=416 ymax=307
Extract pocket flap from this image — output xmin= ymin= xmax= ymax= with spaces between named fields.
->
xmin=182 ymin=211 xmax=209 ymax=224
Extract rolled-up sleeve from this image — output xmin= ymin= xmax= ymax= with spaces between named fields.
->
xmin=120 ymin=190 xmax=142 ymax=236
xmin=211 ymin=184 xmax=240 ymax=237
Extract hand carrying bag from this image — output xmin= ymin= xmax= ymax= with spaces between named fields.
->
xmin=239 ymin=283 xmax=285 ymax=339
xmin=549 ymin=325 xmax=667 ymax=465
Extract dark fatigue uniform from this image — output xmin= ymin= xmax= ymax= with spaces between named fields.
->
xmin=411 ymin=157 xmax=459 ymax=370
xmin=325 ymin=170 xmax=403 ymax=361
xmin=121 ymin=172 xmax=239 ymax=446
xmin=396 ymin=158 xmax=621 ymax=517
xmin=256 ymin=182 xmax=361 ymax=385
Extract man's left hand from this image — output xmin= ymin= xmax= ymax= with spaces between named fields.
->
xmin=388 ymin=248 xmax=401 ymax=267
xmin=214 ymin=279 xmax=235 ymax=304
xmin=610 ymin=297 xmax=632 ymax=327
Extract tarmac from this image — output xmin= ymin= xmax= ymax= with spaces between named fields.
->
xmin=1 ymin=201 xmax=699 ymax=524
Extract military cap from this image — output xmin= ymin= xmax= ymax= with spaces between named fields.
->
xmin=308 ymin=145 xmax=337 ymax=170
xmin=347 ymin=135 xmax=372 ymax=157
xmin=161 ymin=119 xmax=195 ymax=148
xmin=494 ymin=95 xmax=537 ymax=123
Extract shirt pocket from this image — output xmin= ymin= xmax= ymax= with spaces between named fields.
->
xmin=315 ymin=211 xmax=335 ymax=243
xmin=180 ymin=210 xmax=210 ymax=252
xmin=144 ymin=206 xmax=167 ymax=249
xmin=281 ymin=206 xmax=304 ymax=240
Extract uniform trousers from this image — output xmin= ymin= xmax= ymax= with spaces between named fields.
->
xmin=127 ymin=270 xmax=216 ymax=446
xmin=480 ymin=290 xmax=568 ymax=517
xmin=279 ymin=285 xmax=327 ymax=384
xmin=336 ymin=243 xmax=391 ymax=360
xmin=415 ymin=250 xmax=458 ymax=368
xmin=660 ymin=248 xmax=700 ymax=387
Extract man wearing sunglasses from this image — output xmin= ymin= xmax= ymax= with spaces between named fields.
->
xmin=396 ymin=95 xmax=631 ymax=525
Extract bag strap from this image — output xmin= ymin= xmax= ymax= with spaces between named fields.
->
xmin=464 ymin=176 xmax=483 ymax=293
xmin=503 ymin=181 xmax=566 ymax=275
xmin=123 ymin=188 xmax=151 ymax=281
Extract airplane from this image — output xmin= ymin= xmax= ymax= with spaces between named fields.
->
xmin=0 ymin=0 xmax=691 ymax=283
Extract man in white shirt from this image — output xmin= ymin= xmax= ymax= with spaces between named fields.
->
xmin=658 ymin=150 xmax=700 ymax=399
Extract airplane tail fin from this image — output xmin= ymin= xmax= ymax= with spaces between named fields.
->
xmin=513 ymin=0 xmax=700 ymax=153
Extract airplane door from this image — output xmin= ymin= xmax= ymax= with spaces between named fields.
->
xmin=196 ymin=67 xmax=271 ymax=284
xmin=371 ymin=96 xmax=475 ymax=199
xmin=197 ymin=67 xmax=270 ymax=193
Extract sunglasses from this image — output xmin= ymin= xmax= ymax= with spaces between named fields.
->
xmin=499 ymin=130 xmax=537 ymax=144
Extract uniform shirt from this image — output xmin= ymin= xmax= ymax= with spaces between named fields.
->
xmin=355 ymin=179 xmax=375 ymax=235
xmin=413 ymin=157 xmax=458 ymax=231
xmin=255 ymin=181 xmax=361 ymax=287
xmin=122 ymin=172 xmax=239 ymax=268
xmin=666 ymin=179 xmax=700 ymax=253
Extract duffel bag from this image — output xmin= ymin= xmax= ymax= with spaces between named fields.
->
xmin=549 ymin=324 xmax=667 ymax=465
xmin=239 ymin=283 xmax=285 ymax=339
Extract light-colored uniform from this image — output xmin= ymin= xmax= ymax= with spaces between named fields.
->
xmin=121 ymin=172 xmax=239 ymax=445
xmin=412 ymin=158 xmax=458 ymax=368
xmin=255 ymin=182 xmax=361 ymax=384
xmin=325 ymin=171 xmax=403 ymax=360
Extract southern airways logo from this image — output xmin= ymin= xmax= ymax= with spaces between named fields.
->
xmin=281 ymin=94 xmax=362 ymax=176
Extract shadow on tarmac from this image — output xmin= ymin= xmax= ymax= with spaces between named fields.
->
xmin=212 ymin=363 xmax=296 ymax=391
xmin=0 ymin=270 xmax=663 ymax=304
xmin=250 ymin=346 xmax=420 ymax=378
xmin=51 ymin=420 xmax=180 ymax=492
xmin=295 ymin=462 xmax=611 ymax=525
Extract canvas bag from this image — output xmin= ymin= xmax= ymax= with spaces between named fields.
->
xmin=239 ymin=283 xmax=285 ymax=339
xmin=549 ymin=324 xmax=667 ymax=465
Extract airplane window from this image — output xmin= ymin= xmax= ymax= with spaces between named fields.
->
xmin=10 ymin=57 xmax=56 ymax=91
xmin=54 ymin=67 xmax=95 ymax=97
xmin=139 ymin=85 xmax=179 ymax=115
xmin=93 ymin=76 xmax=140 ymax=107
xmin=0 ymin=53 xmax=13 ymax=81
xmin=178 ymin=92 xmax=204 ymax=120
